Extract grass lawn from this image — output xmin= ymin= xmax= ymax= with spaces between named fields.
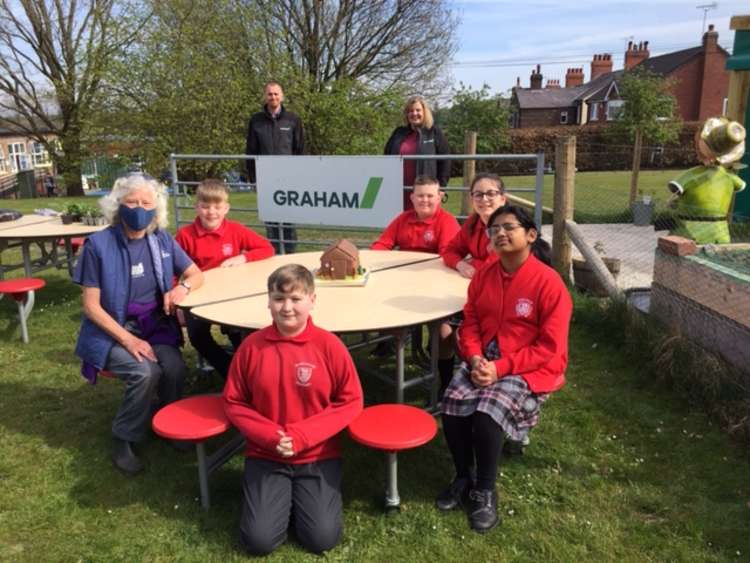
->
xmin=0 ymin=172 xmax=748 ymax=560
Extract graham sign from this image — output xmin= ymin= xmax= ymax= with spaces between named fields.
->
xmin=256 ymin=156 xmax=402 ymax=228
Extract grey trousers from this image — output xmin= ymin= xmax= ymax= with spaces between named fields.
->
xmin=106 ymin=343 xmax=186 ymax=442
xmin=239 ymin=457 xmax=343 ymax=556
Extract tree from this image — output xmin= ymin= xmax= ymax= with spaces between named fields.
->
xmin=0 ymin=0 xmax=139 ymax=195
xmin=97 ymin=0 xmax=261 ymax=177
xmin=608 ymin=68 xmax=681 ymax=205
xmin=245 ymin=0 xmax=458 ymax=95
xmin=439 ymin=83 xmax=510 ymax=155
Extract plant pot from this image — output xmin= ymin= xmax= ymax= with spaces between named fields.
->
xmin=631 ymin=201 xmax=654 ymax=226
xmin=572 ymin=256 xmax=621 ymax=297
xmin=93 ymin=216 xmax=107 ymax=226
xmin=61 ymin=213 xmax=73 ymax=225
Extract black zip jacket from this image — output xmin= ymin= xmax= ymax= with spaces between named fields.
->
xmin=245 ymin=104 xmax=304 ymax=182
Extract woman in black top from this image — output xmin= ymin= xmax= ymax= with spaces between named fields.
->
xmin=384 ymin=95 xmax=451 ymax=210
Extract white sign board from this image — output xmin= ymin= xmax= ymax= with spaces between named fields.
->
xmin=256 ymin=156 xmax=402 ymax=228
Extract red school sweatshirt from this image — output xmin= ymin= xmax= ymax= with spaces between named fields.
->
xmin=175 ymin=218 xmax=274 ymax=271
xmin=370 ymin=207 xmax=460 ymax=254
xmin=460 ymin=254 xmax=573 ymax=393
xmin=441 ymin=213 xmax=497 ymax=271
xmin=223 ymin=318 xmax=364 ymax=464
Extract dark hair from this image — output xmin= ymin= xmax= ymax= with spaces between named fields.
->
xmin=487 ymin=204 xmax=551 ymax=266
xmin=470 ymin=173 xmax=505 ymax=194
xmin=267 ymin=264 xmax=315 ymax=294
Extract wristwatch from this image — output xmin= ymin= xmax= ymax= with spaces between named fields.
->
xmin=179 ymin=280 xmax=191 ymax=293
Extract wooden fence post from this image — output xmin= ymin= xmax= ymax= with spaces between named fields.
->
xmin=461 ymin=131 xmax=477 ymax=216
xmin=552 ymin=136 xmax=576 ymax=281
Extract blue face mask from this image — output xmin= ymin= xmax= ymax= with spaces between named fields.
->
xmin=119 ymin=204 xmax=156 ymax=231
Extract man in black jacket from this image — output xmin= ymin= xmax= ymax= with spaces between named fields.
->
xmin=245 ymin=82 xmax=304 ymax=254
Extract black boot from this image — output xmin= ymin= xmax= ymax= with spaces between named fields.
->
xmin=435 ymin=475 xmax=471 ymax=511
xmin=467 ymin=488 xmax=499 ymax=533
xmin=437 ymin=357 xmax=455 ymax=399
xmin=112 ymin=438 xmax=143 ymax=475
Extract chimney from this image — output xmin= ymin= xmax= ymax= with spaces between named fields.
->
xmin=702 ymin=23 xmax=718 ymax=52
xmin=530 ymin=64 xmax=543 ymax=90
xmin=590 ymin=54 xmax=613 ymax=80
xmin=516 ymin=76 xmax=521 ymax=87
xmin=624 ymin=39 xmax=650 ymax=69
xmin=565 ymin=67 xmax=584 ymax=88
xmin=545 ymin=79 xmax=561 ymax=89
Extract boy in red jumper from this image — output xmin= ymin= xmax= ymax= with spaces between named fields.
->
xmin=438 ymin=205 xmax=572 ymax=533
xmin=223 ymin=264 xmax=363 ymax=556
xmin=175 ymin=179 xmax=274 ymax=377
xmin=371 ymin=175 xmax=460 ymax=254
xmin=371 ymin=174 xmax=461 ymax=393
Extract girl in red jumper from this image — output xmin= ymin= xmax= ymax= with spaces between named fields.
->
xmin=442 ymin=173 xmax=507 ymax=278
xmin=437 ymin=205 xmax=572 ymax=533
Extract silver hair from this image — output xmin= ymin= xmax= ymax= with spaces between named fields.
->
xmin=99 ymin=173 xmax=169 ymax=233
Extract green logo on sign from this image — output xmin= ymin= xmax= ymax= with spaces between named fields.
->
xmin=360 ymin=177 xmax=382 ymax=209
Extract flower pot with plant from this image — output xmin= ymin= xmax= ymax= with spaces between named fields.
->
xmin=572 ymin=241 xmax=621 ymax=297
xmin=61 ymin=203 xmax=82 ymax=224
xmin=631 ymin=189 xmax=655 ymax=226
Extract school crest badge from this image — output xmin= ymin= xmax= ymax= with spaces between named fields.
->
xmin=222 ymin=243 xmax=233 ymax=256
xmin=423 ymin=230 xmax=434 ymax=243
xmin=295 ymin=362 xmax=316 ymax=387
xmin=515 ymin=298 xmax=533 ymax=318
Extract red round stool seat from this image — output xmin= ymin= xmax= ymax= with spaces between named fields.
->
xmin=152 ymin=394 xmax=230 ymax=442
xmin=0 ymin=277 xmax=45 ymax=300
xmin=349 ymin=404 xmax=438 ymax=511
xmin=349 ymin=404 xmax=437 ymax=451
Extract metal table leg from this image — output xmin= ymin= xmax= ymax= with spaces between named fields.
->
xmin=21 ymin=241 xmax=33 ymax=277
xmin=394 ymin=328 xmax=407 ymax=403
xmin=384 ymin=451 xmax=400 ymax=509
xmin=196 ymin=442 xmax=211 ymax=510
xmin=429 ymin=321 xmax=440 ymax=409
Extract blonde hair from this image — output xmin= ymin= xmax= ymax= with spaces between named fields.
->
xmin=100 ymin=173 xmax=168 ymax=233
xmin=402 ymin=95 xmax=434 ymax=129
xmin=267 ymin=264 xmax=315 ymax=295
xmin=196 ymin=178 xmax=230 ymax=204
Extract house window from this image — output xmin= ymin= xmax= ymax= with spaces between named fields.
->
xmin=8 ymin=142 xmax=30 ymax=172
xmin=32 ymin=142 xmax=49 ymax=166
xmin=560 ymin=111 xmax=568 ymax=124
xmin=606 ymin=100 xmax=625 ymax=121
xmin=0 ymin=147 xmax=6 ymax=174
xmin=590 ymin=102 xmax=599 ymax=121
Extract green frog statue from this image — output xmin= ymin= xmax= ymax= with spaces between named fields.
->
xmin=668 ymin=117 xmax=746 ymax=244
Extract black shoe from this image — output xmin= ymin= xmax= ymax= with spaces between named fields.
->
xmin=435 ymin=476 xmax=471 ymax=511
xmin=467 ymin=488 xmax=499 ymax=532
xmin=112 ymin=438 xmax=143 ymax=475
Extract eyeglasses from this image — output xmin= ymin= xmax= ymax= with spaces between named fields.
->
xmin=486 ymin=223 xmax=524 ymax=237
xmin=471 ymin=190 xmax=502 ymax=201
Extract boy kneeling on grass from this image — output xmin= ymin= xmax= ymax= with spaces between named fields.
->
xmin=223 ymin=264 xmax=364 ymax=556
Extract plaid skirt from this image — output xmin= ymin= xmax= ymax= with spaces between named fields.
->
xmin=440 ymin=340 xmax=548 ymax=442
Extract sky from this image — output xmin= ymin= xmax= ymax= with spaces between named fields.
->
xmin=450 ymin=0 xmax=747 ymax=98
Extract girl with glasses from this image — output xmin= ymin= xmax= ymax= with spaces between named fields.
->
xmin=442 ymin=173 xmax=507 ymax=279
xmin=436 ymin=205 xmax=572 ymax=533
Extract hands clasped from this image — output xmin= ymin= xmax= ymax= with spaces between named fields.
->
xmin=276 ymin=430 xmax=295 ymax=458
xmin=469 ymin=355 xmax=498 ymax=387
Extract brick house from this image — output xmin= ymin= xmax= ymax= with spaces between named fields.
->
xmin=0 ymin=123 xmax=56 ymax=177
xmin=510 ymin=25 xmax=730 ymax=128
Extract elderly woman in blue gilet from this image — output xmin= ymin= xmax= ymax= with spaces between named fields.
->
xmin=73 ymin=173 xmax=203 ymax=475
